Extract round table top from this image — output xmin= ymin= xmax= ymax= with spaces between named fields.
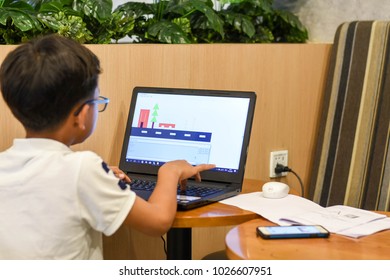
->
xmin=173 ymin=202 xmax=259 ymax=228
xmin=172 ymin=179 xmax=262 ymax=228
xmin=225 ymin=214 xmax=390 ymax=260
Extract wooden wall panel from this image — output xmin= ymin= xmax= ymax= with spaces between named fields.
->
xmin=0 ymin=43 xmax=331 ymax=259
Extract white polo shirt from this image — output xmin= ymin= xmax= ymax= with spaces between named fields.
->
xmin=0 ymin=138 xmax=136 ymax=259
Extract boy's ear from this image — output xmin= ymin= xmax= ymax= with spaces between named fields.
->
xmin=73 ymin=104 xmax=90 ymax=130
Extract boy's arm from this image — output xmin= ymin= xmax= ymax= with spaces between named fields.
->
xmin=123 ymin=160 xmax=215 ymax=236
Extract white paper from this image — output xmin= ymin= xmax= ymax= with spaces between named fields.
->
xmin=281 ymin=205 xmax=387 ymax=232
xmin=220 ymin=192 xmax=324 ymax=225
xmin=336 ymin=217 xmax=390 ymax=238
xmin=220 ymin=192 xmax=390 ymax=238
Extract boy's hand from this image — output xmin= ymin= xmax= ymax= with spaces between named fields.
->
xmin=160 ymin=160 xmax=216 ymax=191
xmin=109 ymin=166 xmax=131 ymax=183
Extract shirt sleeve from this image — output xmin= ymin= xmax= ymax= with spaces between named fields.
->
xmin=76 ymin=151 xmax=136 ymax=236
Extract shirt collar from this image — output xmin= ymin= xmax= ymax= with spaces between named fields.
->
xmin=12 ymin=138 xmax=72 ymax=152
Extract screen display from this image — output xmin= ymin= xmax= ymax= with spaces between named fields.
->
xmin=265 ymin=225 xmax=324 ymax=235
xmin=125 ymin=92 xmax=251 ymax=173
xmin=257 ymin=225 xmax=329 ymax=239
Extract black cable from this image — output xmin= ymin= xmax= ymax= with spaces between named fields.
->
xmin=275 ymin=163 xmax=305 ymax=197
xmin=289 ymin=169 xmax=305 ymax=197
xmin=161 ymin=235 xmax=167 ymax=258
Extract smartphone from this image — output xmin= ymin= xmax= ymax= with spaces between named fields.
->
xmin=256 ymin=225 xmax=329 ymax=239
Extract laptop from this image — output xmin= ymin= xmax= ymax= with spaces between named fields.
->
xmin=119 ymin=87 xmax=256 ymax=210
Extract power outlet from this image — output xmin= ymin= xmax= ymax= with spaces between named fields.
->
xmin=269 ymin=150 xmax=288 ymax=178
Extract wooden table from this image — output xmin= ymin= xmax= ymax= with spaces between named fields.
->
xmin=167 ymin=179 xmax=261 ymax=259
xmin=225 ymin=213 xmax=390 ymax=260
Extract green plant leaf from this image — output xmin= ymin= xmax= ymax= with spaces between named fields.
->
xmin=98 ymin=9 xmax=135 ymax=43
xmin=190 ymin=0 xmax=224 ymax=38
xmin=0 ymin=7 xmax=41 ymax=32
xmin=72 ymin=0 xmax=112 ymax=22
xmin=38 ymin=2 xmax=79 ymax=19
xmin=148 ymin=20 xmax=191 ymax=44
xmin=222 ymin=11 xmax=255 ymax=38
xmin=38 ymin=2 xmax=63 ymax=13
xmin=252 ymin=25 xmax=273 ymax=42
xmin=277 ymin=10 xmax=307 ymax=32
xmin=217 ymin=0 xmax=246 ymax=5
xmin=37 ymin=11 xmax=92 ymax=43
xmin=1 ymin=0 xmax=35 ymax=11
xmin=114 ymin=1 xmax=153 ymax=19
xmin=172 ymin=17 xmax=191 ymax=34
xmin=257 ymin=0 xmax=273 ymax=14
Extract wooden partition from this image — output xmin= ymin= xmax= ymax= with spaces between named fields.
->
xmin=0 ymin=43 xmax=332 ymax=259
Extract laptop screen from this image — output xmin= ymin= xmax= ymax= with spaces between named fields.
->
xmin=120 ymin=87 xmax=256 ymax=183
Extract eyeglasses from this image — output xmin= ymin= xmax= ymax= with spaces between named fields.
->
xmin=74 ymin=96 xmax=110 ymax=116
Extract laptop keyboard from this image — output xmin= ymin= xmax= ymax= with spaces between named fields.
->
xmin=129 ymin=179 xmax=223 ymax=198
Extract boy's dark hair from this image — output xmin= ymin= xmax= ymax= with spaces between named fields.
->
xmin=0 ymin=34 xmax=101 ymax=131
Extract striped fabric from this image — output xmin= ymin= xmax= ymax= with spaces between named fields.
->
xmin=308 ymin=21 xmax=390 ymax=211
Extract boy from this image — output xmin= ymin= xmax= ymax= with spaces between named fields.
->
xmin=0 ymin=34 xmax=214 ymax=259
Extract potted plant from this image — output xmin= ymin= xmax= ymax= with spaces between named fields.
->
xmin=0 ymin=0 xmax=308 ymax=44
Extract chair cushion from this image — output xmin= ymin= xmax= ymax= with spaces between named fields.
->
xmin=309 ymin=21 xmax=390 ymax=211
